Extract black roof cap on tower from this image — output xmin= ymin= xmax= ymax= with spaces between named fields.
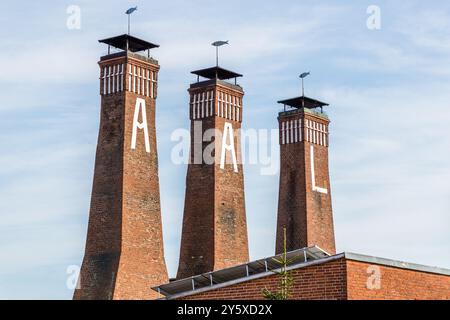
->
xmin=191 ymin=66 xmax=242 ymax=81
xmin=277 ymin=96 xmax=329 ymax=109
xmin=99 ymin=34 xmax=159 ymax=52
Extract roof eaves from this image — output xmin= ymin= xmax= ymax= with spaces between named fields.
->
xmin=344 ymin=252 xmax=450 ymax=276
xmin=162 ymin=253 xmax=346 ymax=300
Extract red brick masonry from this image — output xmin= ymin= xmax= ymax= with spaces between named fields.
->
xmin=74 ymin=52 xmax=168 ymax=300
xmin=171 ymin=253 xmax=450 ymax=300
xmin=177 ymin=80 xmax=249 ymax=279
xmin=277 ymin=109 xmax=336 ymax=255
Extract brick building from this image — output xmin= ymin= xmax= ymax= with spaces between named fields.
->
xmin=154 ymin=246 xmax=450 ymax=300
xmin=76 ymin=31 xmax=450 ymax=300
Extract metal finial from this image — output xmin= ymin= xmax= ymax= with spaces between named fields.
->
xmin=299 ymin=72 xmax=310 ymax=97
xmin=212 ymin=41 xmax=229 ymax=67
xmin=125 ymin=6 xmax=138 ymax=35
xmin=299 ymin=72 xmax=310 ymax=109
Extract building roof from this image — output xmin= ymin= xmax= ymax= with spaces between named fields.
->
xmin=153 ymin=248 xmax=450 ymax=300
xmin=191 ymin=66 xmax=243 ymax=80
xmin=278 ymin=96 xmax=329 ymax=109
xmin=98 ymin=34 xmax=159 ymax=52
xmin=152 ymin=246 xmax=330 ymax=299
xmin=344 ymin=252 xmax=450 ymax=276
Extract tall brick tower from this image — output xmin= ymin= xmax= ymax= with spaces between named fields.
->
xmin=177 ymin=64 xmax=249 ymax=279
xmin=276 ymin=94 xmax=336 ymax=255
xmin=74 ymin=34 xmax=168 ymax=300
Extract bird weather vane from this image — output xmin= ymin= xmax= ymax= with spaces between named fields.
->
xmin=299 ymin=72 xmax=310 ymax=97
xmin=212 ymin=40 xmax=229 ymax=67
xmin=125 ymin=6 xmax=138 ymax=35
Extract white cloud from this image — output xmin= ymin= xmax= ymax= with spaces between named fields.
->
xmin=1 ymin=0 xmax=450 ymax=299
xmin=322 ymin=81 xmax=450 ymax=267
xmin=0 ymin=39 xmax=98 ymax=83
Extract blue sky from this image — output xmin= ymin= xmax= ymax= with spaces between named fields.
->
xmin=0 ymin=0 xmax=449 ymax=299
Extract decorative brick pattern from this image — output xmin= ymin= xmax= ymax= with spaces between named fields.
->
xmin=280 ymin=118 xmax=328 ymax=146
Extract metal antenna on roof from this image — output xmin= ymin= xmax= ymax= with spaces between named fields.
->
xmin=299 ymin=72 xmax=310 ymax=109
xmin=125 ymin=6 xmax=138 ymax=35
xmin=212 ymin=41 xmax=229 ymax=68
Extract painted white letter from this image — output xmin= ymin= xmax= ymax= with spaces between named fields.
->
xmin=220 ymin=122 xmax=238 ymax=173
xmin=131 ymin=98 xmax=150 ymax=153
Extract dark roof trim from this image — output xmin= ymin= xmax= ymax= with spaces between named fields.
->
xmin=191 ymin=66 xmax=242 ymax=80
xmin=344 ymin=252 xmax=450 ymax=276
xmin=277 ymin=96 xmax=329 ymax=109
xmin=99 ymin=34 xmax=159 ymax=52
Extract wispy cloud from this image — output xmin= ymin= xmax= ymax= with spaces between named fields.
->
xmin=1 ymin=0 xmax=450 ymax=299
xmin=321 ymin=81 xmax=450 ymax=267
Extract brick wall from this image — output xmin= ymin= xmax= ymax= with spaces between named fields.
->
xmin=177 ymin=82 xmax=249 ymax=279
xmin=177 ymin=116 xmax=217 ymax=278
xmin=74 ymin=53 xmax=167 ymax=300
xmin=346 ymin=260 xmax=450 ymax=300
xmin=179 ymin=258 xmax=347 ymax=300
xmin=214 ymin=113 xmax=248 ymax=272
xmin=176 ymin=257 xmax=450 ymax=300
xmin=276 ymin=110 xmax=335 ymax=255
xmin=73 ymin=92 xmax=125 ymax=300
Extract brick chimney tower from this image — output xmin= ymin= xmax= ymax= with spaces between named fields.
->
xmin=177 ymin=64 xmax=249 ymax=279
xmin=276 ymin=94 xmax=336 ymax=255
xmin=74 ymin=34 xmax=168 ymax=300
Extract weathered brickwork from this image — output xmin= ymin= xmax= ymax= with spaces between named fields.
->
xmin=177 ymin=80 xmax=249 ymax=279
xmin=180 ymin=259 xmax=347 ymax=300
xmin=176 ymin=257 xmax=450 ymax=300
xmin=346 ymin=260 xmax=450 ymax=300
xmin=74 ymin=52 xmax=168 ymax=300
xmin=276 ymin=109 xmax=336 ymax=255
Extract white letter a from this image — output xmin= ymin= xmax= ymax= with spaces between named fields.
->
xmin=220 ymin=122 xmax=238 ymax=173
xmin=131 ymin=98 xmax=150 ymax=153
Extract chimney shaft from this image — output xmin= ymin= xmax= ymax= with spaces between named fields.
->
xmin=74 ymin=38 xmax=168 ymax=300
xmin=276 ymin=104 xmax=336 ymax=255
